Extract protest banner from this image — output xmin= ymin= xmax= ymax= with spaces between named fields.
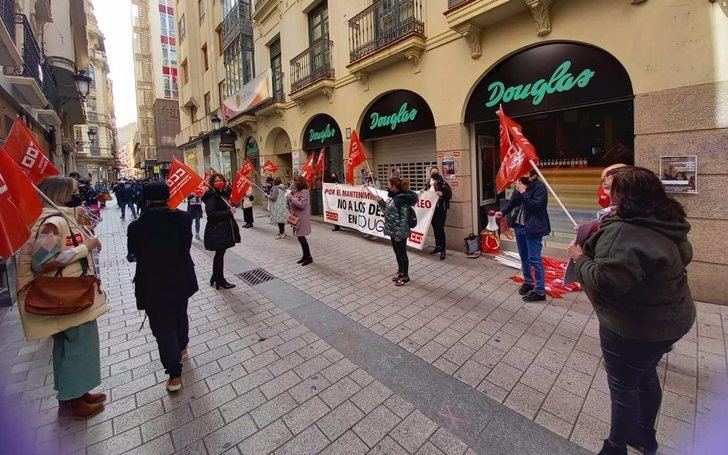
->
xmin=322 ymin=183 xmax=438 ymax=250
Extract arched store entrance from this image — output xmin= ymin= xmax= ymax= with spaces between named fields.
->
xmin=264 ymin=128 xmax=294 ymax=180
xmin=302 ymin=114 xmax=343 ymax=216
xmin=464 ymin=41 xmax=634 ymax=242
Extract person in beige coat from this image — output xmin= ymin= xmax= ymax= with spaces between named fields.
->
xmin=16 ymin=176 xmax=108 ymax=420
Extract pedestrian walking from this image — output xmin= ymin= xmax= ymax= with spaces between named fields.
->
xmin=242 ymin=186 xmax=255 ymax=228
xmin=267 ymin=177 xmax=289 ymax=239
xmin=112 ymin=180 xmax=137 ymax=220
xmin=263 ymin=176 xmax=274 ymax=211
xmin=186 ymin=194 xmax=203 ymax=240
xmin=425 ymin=166 xmax=452 ymax=260
xmin=16 ymin=176 xmax=107 ymax=420
xmin=376 ymin=177 xmax=418 ymax=286
xmin=567 ymin=167 xmax=695 ymax=455
xmin=202 ymin=173 xmax=240 ymax=289
xmin=287 ymin=175 xmax=313 ymax=266
xmin=127 ymin=182 xmax=198 ymax=393
xmin=495 ymin=169 xmax=550 ymax=302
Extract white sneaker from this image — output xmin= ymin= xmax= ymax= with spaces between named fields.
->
xmin=275 ymin=233 xmax=283 ymax=239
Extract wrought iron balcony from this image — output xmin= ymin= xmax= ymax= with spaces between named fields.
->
xmin=222 ymin=0 xmax=252 ymax=51
xmin=290 ymin=39 xmax=334 ymax=93
xmin=0 ymin=0 xmax=15 ymax=42
xmin=349 ymin=0 xmax=424 ymax=63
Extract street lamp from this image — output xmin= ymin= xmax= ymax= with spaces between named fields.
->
xmin=73 ymin=71 xmax=92 ymax=100
xmin=87 ymin=127 xmax=97 ymax=145
xmin=211 ymin=113 xmax=222 ymax=130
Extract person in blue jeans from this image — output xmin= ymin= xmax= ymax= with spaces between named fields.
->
xmin=496 ymin=169 xmax=550 ymax=302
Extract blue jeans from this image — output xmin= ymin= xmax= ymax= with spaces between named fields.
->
xmin=193 ymin=215 xmax=200 ymax=234
xmin=120 ymin=200 xmax=137 ymax=219
xmin=514 ymin=226 xmax=545 ymax=293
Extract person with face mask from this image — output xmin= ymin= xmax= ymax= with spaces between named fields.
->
xmin=597 ymin=163 xmax=629 ymax=220
xmin=202 ymin=173 xmax=241 ymax=289
xmin=425 ymin=166 xmax=452 ymax=260
xmin=495 ymin=169 xmax=551 ymax=302
xmin=16 ymin=176 xmax=107 ymax=419
xmin=127 ymin=182 xmax=198 ymax=393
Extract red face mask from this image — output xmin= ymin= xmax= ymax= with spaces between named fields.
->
xmin=597 ymin=184 xmax=610 ymax=208
xmin=213 ymin=181 xmax=226 ymax=190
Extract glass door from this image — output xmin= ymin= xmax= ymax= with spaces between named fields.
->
xmin=270 ymin=39 xmax=283 ymax=99
xmin=307 ymin=2 xmax=329 ymax=81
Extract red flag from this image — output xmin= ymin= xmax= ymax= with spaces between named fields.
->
xmin=263 ymin=160 xmax=278 ymax=174
xmin=496 ymin=108 xmax=539 ymax=192
xmin=192 ymin=171 xmax=209 ymax=197
xmin=4 ymin=116 xmax=59 ymax=183
xmin=316 ymin=148 xmax=326 ymax=175
xmin=166 ymin=157 xmax=205 ymax=208
xmin=0 ymin=169 xmax=32 ymax=260
xmin=230 ymin=169 xmax=252 ymax=205
xmin=240 ymin=159 xmax=255 ymax=177
xmin=345 ymin=130 xmax=367 ymax=184
xmin=300 ymin=153 xmax=315 ymax=186
xmin=0 ymin=146 xmax=43 ymax=225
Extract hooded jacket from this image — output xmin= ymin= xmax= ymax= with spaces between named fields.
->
xmin=575 ymin=215 xmax=695 ymax=342
xmin=500 ymin=180 xmax=550 ymax=237
xmin=380 ymin=191 xmax=418 ymax=240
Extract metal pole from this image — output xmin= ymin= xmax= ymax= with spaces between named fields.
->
xmin=529 ymin=160 xmax=578 ymax=228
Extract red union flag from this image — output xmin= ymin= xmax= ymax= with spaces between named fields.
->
xmin=300 ymin=153 xmax=315 ymax=186
xmin=496 ymin=107 xmax=539 ymax=192
xmin=263 ymin=159 xmax=278 ymax=174
xmin=240 ymin=159 xmax=255 ymax=177
xmin=0 ymin=146 xmax=42 ymax=225
xmin=0 ymin=169 xmax=32 ymax=260
xmin=166 ymin=158 xmax=204 ymax=208
xmin=4 ymin=117 xmax=59 ymax=183
xmin=316 ymin=148 xmax=326 ymax=175
xmin=230 ymin=169 xmax=252 ymax=205
xmin=192 ymin=171 xmax=209 ymax=197
xmin=345 ymin=130 xmax=367 ymax=184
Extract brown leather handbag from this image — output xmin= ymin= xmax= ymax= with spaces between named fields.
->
xmin=24 ymin=215 xmax=100 ymax=316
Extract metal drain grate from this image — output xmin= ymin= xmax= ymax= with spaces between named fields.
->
xmin=237 ymin=268 xmax=275 ymax=286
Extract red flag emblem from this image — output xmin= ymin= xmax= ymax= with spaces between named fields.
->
xmin=0 ymin=169 xmax=32 ymax=260
xmin=316 ymin=148 xmax=326 ymax=175
xmin=345 ymin=130 xmax=367 ymax=185
xmin=0 ymin=146 xmax=42 ymax=225
xmin=230 ymin=169 xmax=252 ymax=205
xmin=263 ymin=160 xmax=278 ymax=174
xmin=240 ymin=159 xmax=255 ymax=177
xmin=4 ymin=117 xmax=59 ymax=183
xmin=300 ymin=153 xmax=316 ymax=186
xmin=496 ymin=108 xmax=539 ymax=192
xmin=166 ymin=158 xmax=205 ymax=208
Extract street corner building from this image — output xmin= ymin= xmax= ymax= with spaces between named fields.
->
xmin=173 ymin=0 xmax=728 ymax=305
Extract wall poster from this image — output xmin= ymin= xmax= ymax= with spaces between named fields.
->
xmin=660 ymin=155 xmax=697 ymax=194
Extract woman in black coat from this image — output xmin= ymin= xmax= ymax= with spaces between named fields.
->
xmin=202 ymin=173 xmax=240 ymax=289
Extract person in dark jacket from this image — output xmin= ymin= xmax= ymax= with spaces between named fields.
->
xmin=376 ymin=177 xmax=418 ymax=287
xmin=113 ymin=180 xmax=137 ymax=220
xmin=567 ymin=167 xmax=695 ymax=455
xmin=186 ymin=193 xmax=203 ymax=240
xmin=202 ymin=173 xmax=240 ymax=289
xmin=425 ymin=167 xmax=452 ymax=260
xmin=496 ymin=169 xmax=550 ymax=302
xmin=127 ymin=181 xmax=198 ymax=393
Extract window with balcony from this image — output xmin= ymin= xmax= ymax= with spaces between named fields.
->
xmin=290 ymin=2 xmax=334 ymax=93
xmin=308 ymin=2 xmax=329 ymax=44
xmin=349 ymin=0 xmax=424 ymax=62
xmin=269 ymin=38 xmax=283 ymax=99
xmin=224 ymin=34 xmax=254 ymax=96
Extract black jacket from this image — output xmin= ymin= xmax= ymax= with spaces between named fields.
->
xmin=202 ymin=189 xmax=241 ymax=251
xmin=576 ymin=216 xmax=695 ymax=342
xmin=127 ymin=205 xmax=198 ymax=310
xmin=425 ymin=178 xmax=452 ymax=211
xmin=500 ymin=180 xmax=551 ymax=237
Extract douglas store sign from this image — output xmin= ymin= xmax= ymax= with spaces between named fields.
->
xmin=465 ymin=42 xmax=633 ymax=123
xmin=361 ymin=90 xmax=435 ymax=140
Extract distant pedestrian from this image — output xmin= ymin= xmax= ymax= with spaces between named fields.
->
xmin=242 ymin=186 xmax=254 ymax=228
xmin=186 ymin=194 xmax=203 ymax=240
xmin=16 ymin=176 xmax=107 ymax=420
xmin=113 ymin=180 xmax=137 ymax=220
xmin=495 ymin=169 xmax=550 ymax=302
xmin=263 ymin=176 xmax=274 ymax=211
xmin=127 ymin=182 xmax=198 ymax=393
xmin=568 ymin=167 xmax=695 ymax=455
xmin=376 ymin=177 xmax=418 ymax=286
xmin=425 ymin=166 xmax=452 ymax=261
xmin=202 ymin=173 xmax=240 ymax=289
xmin=326 ymin=172 xmax=342 ymax=231
xmin=267 ymin=177 xmax=289 ymax=239
xmin=287 ymin=175 xmax=313 ymax=266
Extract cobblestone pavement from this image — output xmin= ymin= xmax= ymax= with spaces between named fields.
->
xmin=0 ymin=203 xmax=726 ymax=454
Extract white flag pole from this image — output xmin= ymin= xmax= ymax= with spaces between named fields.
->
xmin=528 ymin=159 xmax=578 ymax=228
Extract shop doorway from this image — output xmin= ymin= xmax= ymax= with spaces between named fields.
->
xmin=302 ymin=113 xmax=343 ymax=216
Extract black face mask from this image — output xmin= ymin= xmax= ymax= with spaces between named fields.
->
xmin=67 ymin=194 xmax=83 ymax=207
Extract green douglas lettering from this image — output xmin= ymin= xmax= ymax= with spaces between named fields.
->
xmin=308 ymin=124 xmax=336 ymax=143
xmin=369 ymin=103 xmax=418 ymax=131
xmin=485 ymin=60 xmax=596 ymax=108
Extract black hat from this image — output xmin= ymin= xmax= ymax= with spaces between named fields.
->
xmin=143 ymin=181 xmax=170 ymax=201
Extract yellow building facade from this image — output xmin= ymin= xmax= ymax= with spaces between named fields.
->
xmin=208 ymin=0 xmax=727 ymax=304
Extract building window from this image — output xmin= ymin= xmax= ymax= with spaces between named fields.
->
xmin=178 ymin=14 xmax=186 ymax=40
xmin=224 ymin=34 xmax=254 ymax=97
xmin=163 ymin=73 xmax=179 ymax=99
xmin=88 ymin=64 xmax=95 ymax=81
xmin=190 ymin=105 xmax=197 ymax=122
xmin=218 ymin=80 xmax=226 ymax=105
xmin=202 ymin=44 xmax=209 ymax=71
xmin=217 ymin=27 xmax=223 ymax=56
xmin=198 ymin=0 xmax=205 ymax=22
xmin=204 ymin=92 xmax=211 ymax=115
xmin=182 ymin=60 xmax=188 ymax=83
xmin=269 ymin=38 xmax=282 ymax=98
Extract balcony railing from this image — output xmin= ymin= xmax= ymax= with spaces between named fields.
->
xmin=1 ymin=0 xmax=15 ymax=42
xmin=448 ymin=0 xmax=471 ymax=8
xmin=349 ymin=0 xmax=424 ymax=63
xmin=222 ymin=0 xmax=252 ymax=50
xmin=290 ymin=39 xmax=334 ymax=93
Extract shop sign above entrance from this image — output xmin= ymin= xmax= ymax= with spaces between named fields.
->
xmin=309 ymin=124 xmax=337 ymax=144
xmin=465 ymin=42 xmax=633 ymax=123
xmin=361 ymin=90 xmax=435 ymax=141
xmin=303 ymin=114 xmax=343 ymax=150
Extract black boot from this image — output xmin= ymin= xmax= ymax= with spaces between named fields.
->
xmin=628 ymin=428 xmax=658 ymax=455
xmin=597 ymin=440 xmax=627 ymax=455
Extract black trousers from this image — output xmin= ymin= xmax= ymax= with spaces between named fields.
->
xmin=298 ymin=236 xmax=311 ymax=259
xmin=213 ymin=249 xmax=226 ymax=283
xmin=243 ymin=207 xmax=254 ymax=225
xmin=391 ymin=238 xmax=409 ymax=276
xmin=600 ymin=325 xmax=677 ymax=448
xmin=278 ymin=223 xmax=285 ymax=234
xmin=431 ymin=207 xmax=447 ymax=250
xmin=147 ymin=300 xmax=189 ymax=378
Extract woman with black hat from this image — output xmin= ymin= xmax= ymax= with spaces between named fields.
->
xmin=202 ymin=173 xmax=240 ymax=289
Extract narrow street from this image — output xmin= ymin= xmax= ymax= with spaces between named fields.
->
xmin=1 ymin=202 xmax=726 ymax=454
